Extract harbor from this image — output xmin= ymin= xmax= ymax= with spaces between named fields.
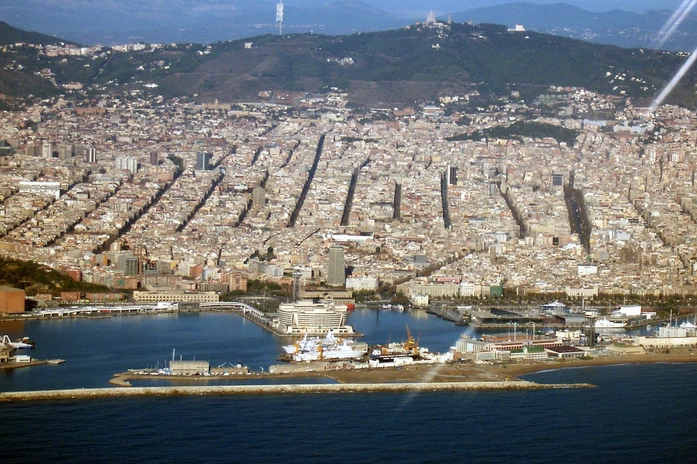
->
xmin=3 ymin=304 xmax=697 ymax=393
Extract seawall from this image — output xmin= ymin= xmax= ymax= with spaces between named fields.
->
xmin=0 ymin=381 xmax=594 ymax=402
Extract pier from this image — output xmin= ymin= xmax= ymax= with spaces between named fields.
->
xmin=199 ymin=301 xmax=288 ymax=336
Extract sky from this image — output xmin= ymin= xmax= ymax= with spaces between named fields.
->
xmin=0 ymin=0 xmax=689 ymax=45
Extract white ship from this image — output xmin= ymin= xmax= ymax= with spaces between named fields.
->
xmin=281 ymin=331 xmax=366 ymax=363
xmin=1 ymin=335 xmax=35 ymax=349
xmin=594 ymin=318 xmax=626 ymax=329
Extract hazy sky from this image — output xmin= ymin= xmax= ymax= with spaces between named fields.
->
xmin=0 ymin=0 xmax=689 ymax=45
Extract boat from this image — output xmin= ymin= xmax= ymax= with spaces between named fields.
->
xmin=1 ymin=335 xmax=35 ymax=349
xmin=680 ymin=313 xmax=697 ymax=329
xmin=280 ymin=331 xmax=366 ymax=362
xmin=370 ymin=325 xmax=421 ymax=363
xmin=594 ymin=318 xmax=626 ymax=329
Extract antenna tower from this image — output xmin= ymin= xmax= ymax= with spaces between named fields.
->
xmin=276 ymin=0 xmax=284 ymax=35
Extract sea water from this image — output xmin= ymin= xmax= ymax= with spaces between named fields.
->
xmin=0 ymin=308 xmax=468 ymax=391
xmin=1 ymin=364 xmax=696 ymax=463
xmin=1 ymin=310 xmax=696 ymax=463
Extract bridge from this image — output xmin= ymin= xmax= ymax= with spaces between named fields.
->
xmin=199 ymin=301 xmax=266 ymax=319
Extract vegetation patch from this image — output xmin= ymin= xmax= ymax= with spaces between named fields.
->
xmin=447 ymin=121 xmax=580 ymax=147
xmin=0 ymin=257 xmax=109 ymax=296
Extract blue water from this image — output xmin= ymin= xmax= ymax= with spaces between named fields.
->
xmin=1 ymin=310 xmax=696 ymax=463
xmin=1 ymin=364 xmax=696 ymax=463
xmin=0 ymin=308 xmax=468 ymax=391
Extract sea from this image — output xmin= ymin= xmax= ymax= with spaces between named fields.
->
xmin=1 ymin=308 xmax=696 ymax=463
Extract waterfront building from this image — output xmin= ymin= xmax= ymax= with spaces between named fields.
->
xmin=277 ymin=300 xmax=354 ymax=335
xmin=345 ymin=276 xmax=379 ymax=291
xmin=132 ymin=291 xmax=220 ymax=303
xmin=0 ymin=286 xmax=26 ymax=314
xmin=118 ymin=255 xmax=139 ymax=276
xmin=455 ymin=336 xmax=490 ymax=353
xmin=0 ymin=341 xmax=14 ymax=362
xmin=300 ymin=289 xmax=354 ymax=304
xmin=169 ymin=360 xmax=209 ymax=375
xmin=326 ymin=246 xmax=345 ymax=287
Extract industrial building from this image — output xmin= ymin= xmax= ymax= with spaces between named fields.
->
xmin=0 ymin=341 xmax=14 ymax=362
xmin=169 ymin=360 xmax=210 ymax=375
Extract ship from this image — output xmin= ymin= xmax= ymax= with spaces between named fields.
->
xmin=594 ymin=318 xmax=626 ymax=329
xmin=370 ymin=325 xmax=421 ymax=364
xmin=680 ymin=314 xmax=697 ymax=329
xmin=1 ymin=335 xmax=35 ymax=349
xmin=280 ymin=331 xmax=367 ymax=363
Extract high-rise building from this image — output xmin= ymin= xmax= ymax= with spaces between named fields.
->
xmin=85 ymin=147 xmax=97 ymax=164
xmin=57 ymin=143 xmax=74 ymax=160
xmin=196 ymin=151 xmax=211 ymax=170
xmin=150 ymin=152 xmax=159 ymax=165
xmin=448 ymin=166 xmax=458 ymax=186
xmin=41 ymin=141 xmax=53 ymax=159
xmin=252 ymin=186 xmax=266 ymax=208
xmin=327 ymin=246 xmax=346 ymax=287
xmin=116 ymin=156 xmax=138 ymax=173
xmin=118 ymin=255 xmax=139 ymax=276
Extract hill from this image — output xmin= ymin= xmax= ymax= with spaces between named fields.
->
xmin=0 ymin=257 xmax=109 ymax=296
xmin=0 ymin=20 xmax=71 ymax=46
xmin=451 ymin=3 xmax=697 ymax=52
xmin=143 ymin=23 xmax=695 ymax=107
xmin=1 ymin=21 xmax=696 ymax=108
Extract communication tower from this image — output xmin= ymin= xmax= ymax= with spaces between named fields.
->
xmin=276 ymin=0 xmax=284 ymax=35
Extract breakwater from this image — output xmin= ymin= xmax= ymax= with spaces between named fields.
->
xmin=0 ymin=381 xmax=594 ymax=402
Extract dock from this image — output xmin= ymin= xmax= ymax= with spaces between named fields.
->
xmin=0 ymin=359 xmax=64 ymax=370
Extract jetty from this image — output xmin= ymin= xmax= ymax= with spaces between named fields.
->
xmin=0 ymin=359 xmax=64 ymax=370
xmin=0 ymin=380 xmax=594 ymax=402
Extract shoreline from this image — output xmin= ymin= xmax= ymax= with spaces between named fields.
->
xmin=489 ymin=351 xmax=697 ymax=378
xmin=3 ymin=352 xmax=696 ymax=401
xmin=0 ymin=359 xmax=64 ymax=371
xmin=109 ymin=350 xmax=697 ymax=387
